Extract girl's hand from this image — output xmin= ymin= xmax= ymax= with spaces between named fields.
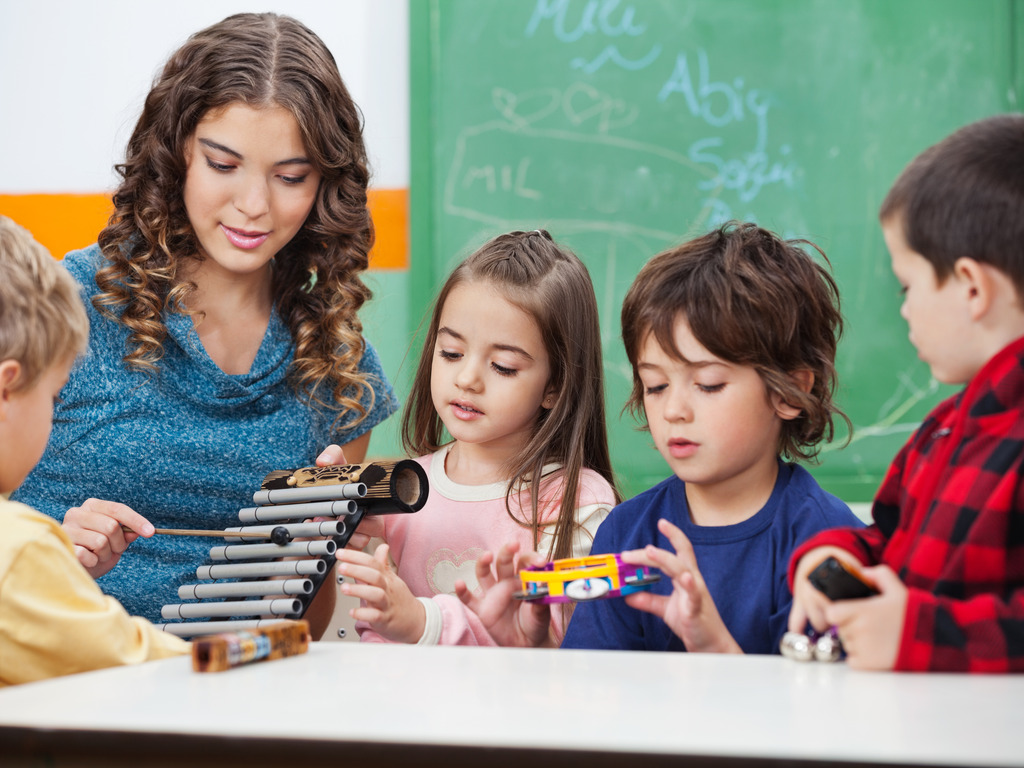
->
xmin=454 ymin=541 xmax=555 ymax=648
xmin=622 ymin=518 xmax=742 ymax=654
xmin=62 ymin=499 xmax=154 ymax=578
xmin=335 ymin=543 xmax=425 ymax=643
xmin=787 ymin=546 xmax=866 ymax=636
xmin=824 ymin=564 xmax=906 ymax=671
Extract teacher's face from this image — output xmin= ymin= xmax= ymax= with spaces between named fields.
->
xmin=182 ymin=102 xmax=321 ymax=279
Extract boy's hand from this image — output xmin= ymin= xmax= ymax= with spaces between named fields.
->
xmin=622 ymin=518 xmax=742 ymax=654
xmin=454 ymin=541 xmax=555 ymax=648
xmin=336 ymin=543 xmax=425 ymax=643
xmin=787 ymin=546 xmax=866 ymax=635
xmin=63 ymin=499 xmax=154 ymax=578
xmin=825 ymin=564 xmax=907 ymax=671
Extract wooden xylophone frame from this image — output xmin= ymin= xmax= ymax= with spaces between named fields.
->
xmin=159 ymin=459 xmax=427 ymax=638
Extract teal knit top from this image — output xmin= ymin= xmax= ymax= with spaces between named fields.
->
xmin=14 ymin=245 xmax=399 ymax=621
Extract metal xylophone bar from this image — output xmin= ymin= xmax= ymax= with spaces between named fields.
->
xmin=223 ymin=520 xmax=345 ymax=541
xmin=236 ymin=499 xmax=358 ymax=524
xmin=251 ymin=482 xmax=367 ymax=506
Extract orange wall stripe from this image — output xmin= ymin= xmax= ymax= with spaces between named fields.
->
xmin=0 ymin=189 xmax=408 ymax=270
xmin=0 ymin=194 xmax=114 ymax=261
xmin=366 ymin=188 xmax=408 ymax=270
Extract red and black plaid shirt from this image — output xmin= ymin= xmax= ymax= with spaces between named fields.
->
xmin=791 ymin=336 xmax=1024 ymax=672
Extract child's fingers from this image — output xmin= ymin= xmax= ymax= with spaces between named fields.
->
xmin=823 ymin=567 xmax=901 ymax=628
xmin=67 ymin=499 xmax=152 ymax=544
xmin=372 ymin=542 xmax=390 ymax=565
xmin=822 ymin=567 xmax=897 ymax=627
xmin=787 ymin=598 xmax=810 ymax=634
xmin=657 ymin=518 xmax=698 ymax=567
xmin=620 ymin=546 xmax=658 ymax=568
xmin=625 ymin=590 xmax=668 ymax=618
xmin=858 ymin=563 xmax=896 ymax=592
xmin=639 ymin=544 xmax=685 ymax=580
xmin=517 ymin=550 xmax=547 ymax=569
xmin=474 ymin=551 xmax=497 ymax=590
xmin=824 ymin=599 xmax=857 ymax=628
xmin=676 ymin=571 xmax=703 ymax=612
xmin=65 ymin=500 xmax=151 ymax=576
xmin=492 ymin=541 xmax=522 ymax=581
xmin=336 ymin=558 xmax=388 ymax=587
xmin=349 ymin=602 xmax=387 ymax=623
xmin=454 ymin=579 xmax=476 ymax=609
xmin=793 ymin=582 xmax=833 ymax=632
xmin=340 ymin=581 xmax=386 ymax=609
xmin=334 ymin=547 xmax=375 ymax=568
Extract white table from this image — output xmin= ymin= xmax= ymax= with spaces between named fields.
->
xmin=1 ymin=643 xmax=1022 ymax=767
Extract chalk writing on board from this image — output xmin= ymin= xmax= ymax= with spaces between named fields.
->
xmin=526 ymin=0 xmax=648 ymax=43
xmin=526 ymin=0 xmax=661 ymax=74
xmin=422 ymin=0 xmax=1014 ymax=498
xmin=520 ymin=0 xmax=801 ymax=224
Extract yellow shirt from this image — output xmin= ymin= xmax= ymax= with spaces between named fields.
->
xmin=0 ymin=496 xmax=188 ymax=687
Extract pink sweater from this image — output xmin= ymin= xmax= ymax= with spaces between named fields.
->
xmin=358 ymin=447 xmax=615 ymax=645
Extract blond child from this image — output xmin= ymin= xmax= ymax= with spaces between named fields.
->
xmin=560 ymin=221 xmax=863 ymax=653
xmin=788 ymin=114 xmax=1024 ymax=672
xmin=328 ymin=230 xmax=619 ymax=646
xmin=0 ymin=216 xmax=187 ymax=686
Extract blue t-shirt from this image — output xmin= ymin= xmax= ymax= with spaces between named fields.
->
xmin=561 ymin=461 xmax=864 ymax=654
xmin=14 ymin=245 xmax=400 ymax=621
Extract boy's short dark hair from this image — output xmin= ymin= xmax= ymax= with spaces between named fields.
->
xmin=880 ymin=114 xmax=1024 ymax=294
xmin=621 ymin=221 xmax=848 ymax=463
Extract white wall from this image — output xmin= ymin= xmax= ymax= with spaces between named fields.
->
xmin=0 ymin=0 xmax=409 ymax=193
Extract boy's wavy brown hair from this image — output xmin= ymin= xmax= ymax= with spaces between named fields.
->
xmin=94 ymin=13 xmax=374 ymax=425
xmin=621 ymin=221 xmax=850 ymax=463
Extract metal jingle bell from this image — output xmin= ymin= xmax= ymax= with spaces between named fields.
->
xmin=780 ymin=630 xmax=814 ymax=661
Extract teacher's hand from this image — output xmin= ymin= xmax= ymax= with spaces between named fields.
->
xmin=316 ymin=444 xmax=347 ymax=467
xmin=63 ymin=498 xmax=154 ymax=579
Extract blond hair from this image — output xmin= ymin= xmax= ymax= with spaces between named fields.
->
xmin=0 ymin=216 xmax=89 ymax=390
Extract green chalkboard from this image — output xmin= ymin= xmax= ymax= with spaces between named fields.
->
xmin=410 ymin=0 xmax=1022 ymax=502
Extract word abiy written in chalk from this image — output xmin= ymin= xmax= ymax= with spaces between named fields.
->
xmin=524 ymin=0 xmax=799 ymax=211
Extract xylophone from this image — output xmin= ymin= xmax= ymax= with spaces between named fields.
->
xmin=159 ymin=459 xmax=428 ymax=638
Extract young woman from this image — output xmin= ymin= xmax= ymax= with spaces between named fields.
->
xmin=13 ymin=13 xmax=399 ymax=631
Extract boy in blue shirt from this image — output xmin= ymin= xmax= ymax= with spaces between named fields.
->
xmin=561 ymin=222 xmax=863 ymax=653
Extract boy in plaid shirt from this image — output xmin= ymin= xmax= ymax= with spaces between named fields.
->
xmin=788 ymin=114 xmax=1024 ymax=672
